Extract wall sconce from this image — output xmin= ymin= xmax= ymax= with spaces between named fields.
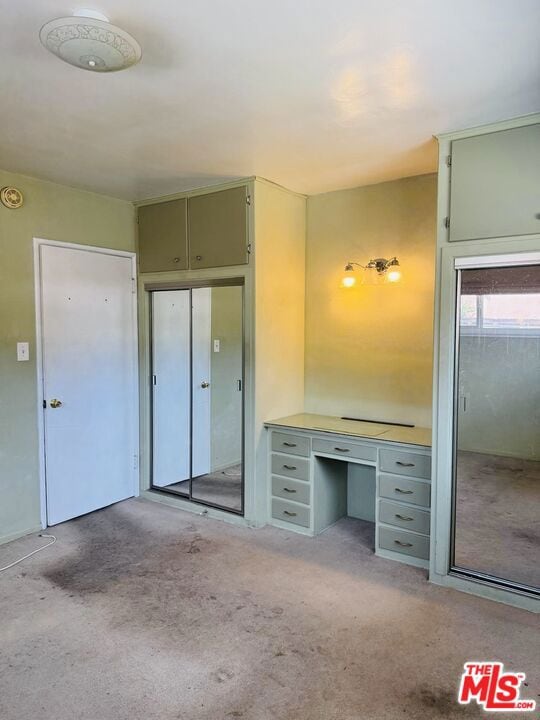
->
xmin=342 ymin=257 xmax=401 ymax=287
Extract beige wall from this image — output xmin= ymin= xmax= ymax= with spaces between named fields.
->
xmin=253 ymin=180 xmax=306 ymax=519
xmin=0 ymin=168 xmax=135 ymax=543
xmin=305 ymin=174 xmax=437 ymax=428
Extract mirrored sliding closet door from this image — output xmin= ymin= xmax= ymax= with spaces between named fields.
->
xmin=150 ymin=283 xmax=244 ymax=514
xmin=452 ymin=261 xmax=540 ymax=595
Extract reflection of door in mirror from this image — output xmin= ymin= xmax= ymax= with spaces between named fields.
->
xmin=191 ymin=285 xmax=243 ymax=513
xmin=453 ymin=263 xmax=540 ymax=594
xmin=150 ymin=284 xmax=244 ymax=514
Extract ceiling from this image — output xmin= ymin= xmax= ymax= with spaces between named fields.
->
xmin=1 ymin=0 xmax=539 ymax=201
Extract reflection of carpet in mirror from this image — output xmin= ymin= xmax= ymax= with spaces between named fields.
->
xmin=453 ymin=451 xmax=539 ymax=589
xmin=171 ymin=464 xmax=242 ymax=512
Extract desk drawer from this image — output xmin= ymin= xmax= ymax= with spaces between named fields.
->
xmin=378 ymin=527 xmax=429 ymax=560
xmin=271 ymin=454 xmax=310 ymax=481
xmin=379 ymin=499 xmax=430 ymax=535
xmin=272 ymin=476 xmax=310 ymax=505
xmin=272 ymin=498 xmax=310 ymax=528
xmin=379 ymin=474 xmax=431 ymax=508
xmin=312 ymin=438 xmax=376 ymax=462
xmin=271 ymin=431 xmax=310 ymax=457
xmin=379 ymin=449 xmax=431 ymax=479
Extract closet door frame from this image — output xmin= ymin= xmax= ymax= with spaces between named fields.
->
xmin=431 ymin=238 xmax=540 ymax=612
xmin=147 ymin=277 xmax=246 ymax=515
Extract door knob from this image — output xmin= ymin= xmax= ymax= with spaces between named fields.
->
xmin=49 ymin=399 xmax=63 ymax=408
xmin=200 ymin=381 xmax=210 ymax=389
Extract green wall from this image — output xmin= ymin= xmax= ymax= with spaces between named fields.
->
xmin=0 ymin=168 xmax=136 ymax=543
xmin=210 ymin=285 xmax=243 ymax=471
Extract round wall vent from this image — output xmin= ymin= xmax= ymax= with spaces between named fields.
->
xmin=39 ymin=14 xmax=141 ymax=72
xmin=1 ymin=187 xmax=24 ymax=209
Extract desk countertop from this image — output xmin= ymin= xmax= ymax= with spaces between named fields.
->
xmin=265 ymin=413 xmax=432 ymax=448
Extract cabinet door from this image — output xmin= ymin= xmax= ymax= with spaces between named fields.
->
xmin=449 ymin=124 xmax=540 ymax=242
xmin=138 ymin=198 xmax=188 ymax=272
xmin=188 ymin=187 xmax=248 ymax=269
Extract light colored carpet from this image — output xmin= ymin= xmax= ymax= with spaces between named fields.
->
xmin=0 ymin=499 xmax=537 ymax=720
xmin=455 ymin=451 xmax=540 ymax=588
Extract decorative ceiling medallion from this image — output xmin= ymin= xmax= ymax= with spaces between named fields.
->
xmin=0 ymin=187 xmax=24 ymax=209
xmin=39 ymin=16 xmax=141 ymax=72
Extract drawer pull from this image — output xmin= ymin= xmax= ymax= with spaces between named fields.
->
xmin=395 ymin=514 xmax=414 ymax=522
xmin=395 ymin=488 xmax=413 ymax=494
xmin=283 ymin=510 xmax=297 ymax=517
xmin=396 ymin=461 xmax=415 ymax=467
xmin=334 ymin=447 xmax=350 ymax=453
xmin=282 ymin=487 xmax=297 ymax=493
xmin=394 ymin=540 xmax=413 ymax=547
xmin=283 ymin=464 xmax=297 ymax=470
xmin=283 ymin=442 xmax=297 ymax=447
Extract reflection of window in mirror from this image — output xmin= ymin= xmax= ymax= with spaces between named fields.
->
xmin=460 ymin=293 xmax=540 ymax=335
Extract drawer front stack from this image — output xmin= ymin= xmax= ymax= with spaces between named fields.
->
xmin=376 ymin=448 xmax=431 ymax=567
xmin=270 ymin=430 xmax=312 ymax=531
xmin=268 ymin=426 xmax=431 ymax=568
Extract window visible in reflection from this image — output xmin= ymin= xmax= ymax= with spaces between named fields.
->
xmin=453 ymin=264 xmax=540 ymax=592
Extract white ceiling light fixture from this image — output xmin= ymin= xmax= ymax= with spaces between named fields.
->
xmin=39 ymin=10 xmax=141 ymax=72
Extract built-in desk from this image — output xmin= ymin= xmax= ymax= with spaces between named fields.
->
xmin=264 ymin=413 xmax=432 ymax=569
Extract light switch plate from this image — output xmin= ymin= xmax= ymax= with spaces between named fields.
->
xmin=213 ymin=339 xmax=220 ymax=353
xmin=17 ymin=342 xmax=29 ymax=361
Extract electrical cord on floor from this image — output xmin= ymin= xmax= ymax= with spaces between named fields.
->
xmin=0 ymin=534 xmax=57 ymax=573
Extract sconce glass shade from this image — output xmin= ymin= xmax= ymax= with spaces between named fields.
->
xmin=387 ymin=267 xmax=402 ymax=283
xmin=342 ymin=275 xmax=356 ymax=288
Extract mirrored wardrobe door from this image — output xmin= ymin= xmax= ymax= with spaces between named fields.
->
xmin=191 ymin=285 xmax=244 ymax=513
xmin=452 ymin=263 xmax=540 ymax=593
xmin=151 ymin=290 xmax=191 ymax=494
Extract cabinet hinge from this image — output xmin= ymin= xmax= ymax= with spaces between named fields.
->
xmin=246 ymin=194 xmax=251 ymax=206
xmin=247 ymin=242 xmax=252 ymax=255
xmin=446 ymin=155 xmax=452 ymax=167
xmin=444 ymin=216 xmax=450 ymax=229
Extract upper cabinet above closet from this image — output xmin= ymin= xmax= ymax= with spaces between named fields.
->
xmin=189 ymin=187 xmax=249 ymax=269
xmin=138 ymin=185 xmax=249 ymax=273
xmin=448 ymin=123 xmax=540 ymax=242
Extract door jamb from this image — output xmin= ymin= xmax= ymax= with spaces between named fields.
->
xmin=33 ymin=237 xmax=139 ymax=529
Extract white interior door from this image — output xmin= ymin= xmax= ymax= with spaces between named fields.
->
xmin=192 ymin=288 xmax=211 ymax=477
xmin=151 ymin=290 xmax=190 ymax=487
xmin=40 ymin=243 xmax=137 ymax=526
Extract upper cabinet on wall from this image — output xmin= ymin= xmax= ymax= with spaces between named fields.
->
xmin=448 ymin=123 xmax=540 ymax=242
xmin=138 ymin=186 xmax=249 ymax=273
xmin=138 ymin=198 xmax=188 ymax=272
xmin=189 ymin=187 xmax=249 ymax=269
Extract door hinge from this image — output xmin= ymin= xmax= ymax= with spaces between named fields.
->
xmin=446 ymin=154 xmax=452 ymax=167
xmin=237 ymin=379 xmax=242 ymax=392
xmin=444 ymin=216 xmax=450 ymax=229
xmin=152 ymin=374 xmax=157 ymax=386
xmin=247 ymin=242 xmax=252 ymax=255
xmin=131 ymin=277 xmax=137 ymax=294
xmin=246 ymin=194 xmax=251 ymax=206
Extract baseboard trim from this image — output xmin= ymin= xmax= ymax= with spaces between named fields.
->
xmin=0 ymin=525 xmax=43 ymax=547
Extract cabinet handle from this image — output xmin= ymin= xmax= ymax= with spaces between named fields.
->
xmin=173 ymin=257 xmax=180 ymax=263
xmin=283 ymin=487 xmax=297 ymax=493
xmin=334 ymin=447 xmax=350 ymax=453
xmin=395 ymin=514 xmax=414 ymax=521
xmin=283 ymin=442 xmax=297 ymax=447
xmin=283 ymin=465 xmax=297 ymax=470
xmin=283 ymin=510 xmax=297 ymax=517
xmin=394 ymin=540 xmax=413 ymax=547
xmin=395 ymin=488 xmax=413 ymax=494
xmin=396 ymin=461 xmax=415 ymax=467
xmin=196 ymin=255 xmax=202 ymax=261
